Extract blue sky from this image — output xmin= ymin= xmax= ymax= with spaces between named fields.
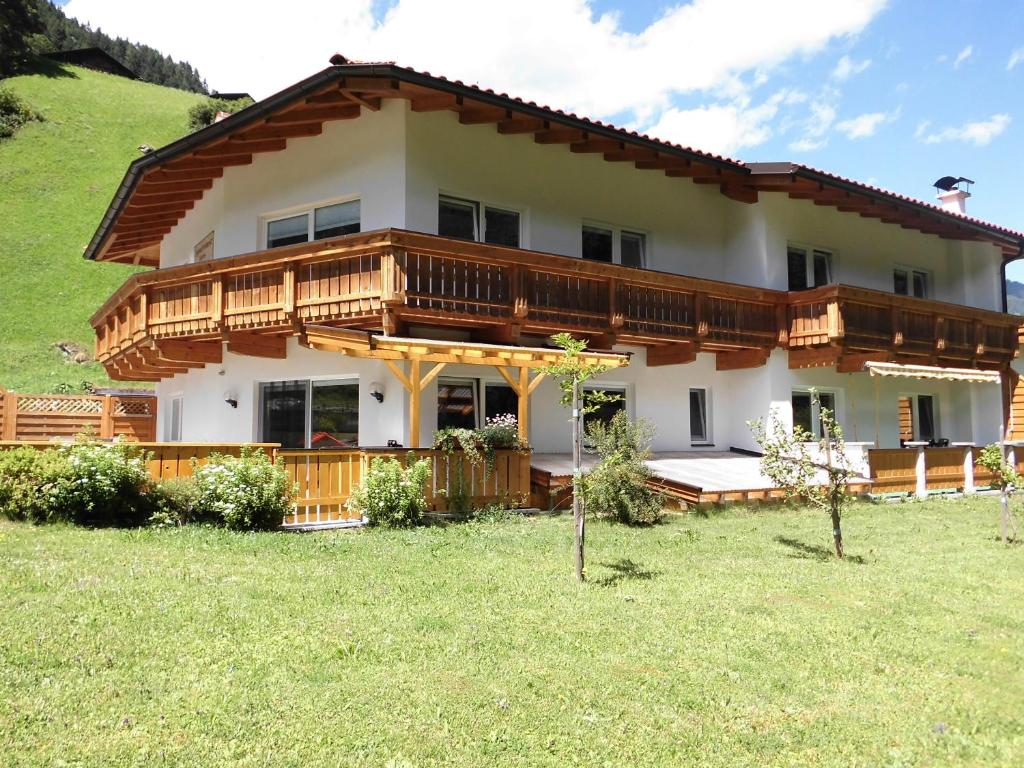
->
xmin=62 ymin=0 xmax=1024 ymax=275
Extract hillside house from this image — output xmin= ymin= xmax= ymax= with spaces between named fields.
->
xmin=83 ymin=57 xmax=1024 ymax=504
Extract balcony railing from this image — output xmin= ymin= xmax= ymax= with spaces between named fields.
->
xmin=91 ymin=228 xmax=1019 ymax=379
xmin=787 ymin=284 xmax=1018 ymax=367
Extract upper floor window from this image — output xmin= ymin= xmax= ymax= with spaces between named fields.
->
xmin=438 ymin=196 xmax=520 ymax=247
xmin=193 ymin=231 xmax=214 ymax=263
xmin=894 ymin=267 xmax=928 ymax=299
xmin=582 ymin=224 xmax=646 ymax=268
xmin=266 ymin=199 xmax=360 ymax=249
xmin=788 ymin=245 xmax=832 ymax=291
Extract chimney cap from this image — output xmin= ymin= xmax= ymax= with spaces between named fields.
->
xmin=933 ymin=175 xmax=974 ymax=193
xmin=330 ymin=53 xmax=349 ymax=66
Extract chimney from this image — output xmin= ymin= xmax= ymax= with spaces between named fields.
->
xmin=933 ymin=175 xmax=974 ymax=214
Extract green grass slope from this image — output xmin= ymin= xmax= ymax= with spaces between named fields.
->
xmin=2 ymin=500 xmax=1023 ymax=765
xmin=0 ymin=65 xmax=201 ymax=393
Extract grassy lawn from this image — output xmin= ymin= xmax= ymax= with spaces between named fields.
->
xmin=0 ymin=65 xmax=200 ymax=393
xmin=2 ymin=498 xmax=1023 ymax=767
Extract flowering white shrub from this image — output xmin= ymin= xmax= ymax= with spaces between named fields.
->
xmin=478 ymin=413 xmax=523 ymax=451
xmin=347 ymin=455 xmax=431 ymax=528
xmin=44 ymin=441 xmax=154 ymax=527
xmin=191 ymin=447 xmax=294 ymax=530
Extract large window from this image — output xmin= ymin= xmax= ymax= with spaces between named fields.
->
xmin=484 ymin=382 xmax=519 ymax=422
xmin=260 ymin=379 xmax=359 ymax=448
xmin=689 ymin=388 xmax=710 ymax=444
xmin=266 ymin=199 xmax=360 ymax=249
xmin=791 ymin=389 xmax=837 ymax=439
xmin=787 ymin=245 xmax=832 ymax=291
xmin=437 ymin=378 xmax=478 ymax=430
xmin=438 ymin=196 xmax=521 ymax=247
xmin=893 ymin=267 xmax=928 ymax=298
xmin=582 ymin=224 xmax=646 ymax=268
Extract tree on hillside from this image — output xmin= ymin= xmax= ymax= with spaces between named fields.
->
xmin=0 ymin=0 xmax=45 ymax=77
xmin=750 ymin=391 xmax=855 ymax=559
xmin=187 ymin=95 xmax=255 ymax=133
xmin=544 ymin=333 xmax=619 ymax=581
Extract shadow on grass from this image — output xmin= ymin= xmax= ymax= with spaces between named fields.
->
xmin=775 ymin=536 xmax=866 ymax=564
xmin=592 ymin=558 xmax=661 ymax=587
xmin=24 ymin=57 xmax=79 ymax=79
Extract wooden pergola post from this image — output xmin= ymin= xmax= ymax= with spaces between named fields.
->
xmin=385 ymin=358 xmax=447 ymax=449
xmin=496 ymin=365 xmax=547 ymax=443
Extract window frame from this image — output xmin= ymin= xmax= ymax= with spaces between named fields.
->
xmin=787 ymin=242 xmax=836 ymax=291
xmin=261 ymin=195 xmax=361 ymax=250
xmin=791 ymin=387 xmax=840 ymax=440
xmin=893 ymin=264 xmax=930 ymax=299
xmin=436 ymin=376 xmax=481 ymax=431
xmin=166 ymin=394 xmax=183 ymax=442
xmin=258 ymin=376 xmax=359 ymax=448
xmin=901 ymin=392 xmax=939 ymax=442
xmin=438 ymin=193 xmax=524 ymax=248
xmin=193 ymin=231 xmax=214 ymax=263
xmin=689 ymin=387 xmax=711 ymax=445
xmin=581 ymin=384 xmax=629 ymax=431
xmin=581 ymin=220 xmax=648 ymax=268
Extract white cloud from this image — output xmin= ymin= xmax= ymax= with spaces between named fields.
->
xmin=789 ymin=137 xmax=828 ymax=152
xmin=835 ymin=108 xmax=898 ymax=139
xmin=914 ymin=120 xmax=930 ymax=139
xmin=919 ymin=114 xmax=1011 ymax=146
xmin=1009 ymin=48 xmax=1024 ymax=71
xmin=831 ymin=54 xmax=871 ymax=81
xmin=953 ymin=44 xmax=973 ymax=69
xmin=644 ymin=91 xmax=791 ymax=156
xmin=62 ymin=0 xmax=887 ymax=124
xmin=786 ymin=98 xmax=836 ymax=151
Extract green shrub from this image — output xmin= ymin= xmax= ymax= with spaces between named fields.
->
xmin=44 ymin=441 xmax=155 ymax=527
xmin=348 ymin=455 xmax=431 ymax=528
xmin=149 ymin=477 xmax=205 ymax=528
xmin=0 ymin=447 xmax=60 ymax=522
xmin=0 ymin=87 xmax=41 ymax=139
xmin=190 ymin=447 xmax=294 ymax=531
xmin=186 ymin=96 xmax=254 ymax=132
xmin=582 ymin=411 xmax=663 ymax=525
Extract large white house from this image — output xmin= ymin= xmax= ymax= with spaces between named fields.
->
xmin=86 ymin=57 xmax=1023 ymax=480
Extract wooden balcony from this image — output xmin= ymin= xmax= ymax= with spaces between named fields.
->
xmin=787 ymin=284 xmax=1018 ymax=370
xmin=91 ymin=229 xmax=786 ymax=379
xmin=91 ymin=228 xmax=1020 ymax=380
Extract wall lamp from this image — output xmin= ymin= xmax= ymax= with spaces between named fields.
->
xmin=369 ymin=381 xmax=385 ymax=403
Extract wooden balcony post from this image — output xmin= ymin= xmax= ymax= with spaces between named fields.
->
xmin=210 ymin=275 xmax=224 ymax=326
xmin=891 ymin=307 xmax=904 ymax=347
xmin=826 ymin=299 xmax=844 ymax=341
xmin=380 ymin=246 xmax=408 ymax=306
xmin=608 ymin=278 xmax=624 ymax=329
xmin=934 ymin=315 xmax=946 ymax=352
xmin=138 ymin=290 xmax=148 ymax=336
xmin=282 ymin=264 xmax=296 ymax=314
xmin=694 ymin=292 xmax=708 ymax=337
xmin=511 ymin=266 xmax=529 ymax=319
xmin=974 ymin=320 xmax=985 ymax=357
xmin=775 ymin=301 xmax=789 ymax=347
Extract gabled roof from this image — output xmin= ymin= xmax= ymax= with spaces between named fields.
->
xmin=85 ymin=57 xmax=1023 ymax=266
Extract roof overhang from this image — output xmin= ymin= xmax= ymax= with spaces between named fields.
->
xmin=865 ymin=361 xmax=1002 ymax=384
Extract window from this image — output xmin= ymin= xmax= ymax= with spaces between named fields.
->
xmin=265 ymin=199 xmax=360 ymax=249
xmin=484 ymin=382 xmax=519 ymax=422
xmin=893 ymin=267 xmax=928 ymax=298
xmin=259 ymin=379 xmax=359 ymax=448
xmin=437 ymin=378 xmax=478 ymax=430
xmin=689 ymin=388 xmax=709 ymax=444
xmin=193 ymin=231 xmax=214 ymax=263
xmin=582 ymin=225 xmax=613 ymax=263
xmin=583 ymin=387 xmax=627 ymax=431
xmin=791 ymin=389 xmax=837 ymax=439
xmin=438 ymin=196 xmax=521 ymax=247
xmin=167 ymin=396 xmax=183 ymax=442
xmin=917 ymin=395 xmax=936 ymax=442
xmin=787 ymin=245 xmax=832 ymax=291
xmin=582 ymin=224 xmax=646 ymax=267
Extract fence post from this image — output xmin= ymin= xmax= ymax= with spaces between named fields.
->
xmin=2 ymin=392 xmax=16 ymax=441
xmin=100 ymin=396 xmax=114 ymax=439
xmin=955 ymin=443 xmax=975 ymax=494
xmin=913 ymin=443 xmax=927 ymax=498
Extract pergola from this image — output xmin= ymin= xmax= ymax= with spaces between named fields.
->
xmin=301 ymin=325 xmax=630 ymax=448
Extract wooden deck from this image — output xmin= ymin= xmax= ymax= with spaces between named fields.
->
xmin=90 ymin=229 xmax=1020 ymax=381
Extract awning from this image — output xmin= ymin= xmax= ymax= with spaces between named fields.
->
xmin=864 ymin=361 xmax=1001 ymax=384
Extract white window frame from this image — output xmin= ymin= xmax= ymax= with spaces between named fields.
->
xmin=438 ymin=194 xmax=525 ymax=248
xmin=166 ymin=395 xmax=183 ymax=442
xmin=893 ymin=264 xmax=930 ymax=299
xmin=261 ymin=194 xmax=361 ymax=249
xmin=257 ymin=377 xmax=359 ymax=448
xmin=436 ymin=376 xmax=481 ymax=429
xmin=791 ymin=387 xmax=840 ymax=440
xmin=581 ymin=383 xmax=631 ymax=429
xmin=787 ymin=242 xmax=836 ymax=289
xmin=689 ymin=387 xmax=712 ymax=445
xmin=192 ymin=231 xmax=214 ymax=263
xmin=581 ymin=220 xmax=648 ymax=268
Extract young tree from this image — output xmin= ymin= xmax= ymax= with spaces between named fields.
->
xmin=749 ymin=390 xmax=854 ymax=558
xmin=544 ymin=333 xmax=618 ymax=580
xmin=975 ymin=443 xmax=1020 ymax=544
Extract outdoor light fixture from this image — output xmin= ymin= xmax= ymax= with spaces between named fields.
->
xmin=223 ymin=391 xmax=238 ymax=409
xmin=369 ymin=381 xmax=385 ymax=403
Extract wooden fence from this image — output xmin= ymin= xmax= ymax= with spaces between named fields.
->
xmin=0 ymin=390 xmax=156 ymax=442
xmin=0 ymin=441 xmax=532 ymax=527
xmin=867 ymin=446 xmax=1017 ymax=495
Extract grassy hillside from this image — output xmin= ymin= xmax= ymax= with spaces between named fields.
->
xmin=0 ymin=65 xmax=201 ymax=393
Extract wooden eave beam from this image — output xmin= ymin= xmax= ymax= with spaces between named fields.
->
xmin=497 ymin=116 xmax=546 ymax=134
xmin=153 ymin=340 xmax=223 ymax=365
xmin=120 ymin=190 xmax=204 ymax=206
xmin=569 ymin=138 xmax=623 ymax=154
xmin=459 ymin=106 xmax=511 ymax=125
xmin=143 ymin=167 xmax=224 ymax=183
xmin=195 ymin=139 xmax=287 ymax=157
xmin=646 ymin=342 xmax=697 ymax=367
xmin=232 ymin=123 xmax=323 ymax=141
xmin=268 ymin=104 xmax=360 ymax=124
xmin=163 ymin=154 xmax=253 ymax=171
xmin=134 ymin=178 xmax=214 ymax=195
xmin=340 ymin=89 xmax=381 ymax=111
xmin=716 ymin=348 xmax=769 ymax=371
xmin=534 ymin=127 xmax=587 ymax=144
xmin=410 ymin=93 xmax=462 ymax=112
xmin=225 ymin=333 xmax=287 ymax=359
xmin=605 ymin=147 xmax=659 ymax=162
